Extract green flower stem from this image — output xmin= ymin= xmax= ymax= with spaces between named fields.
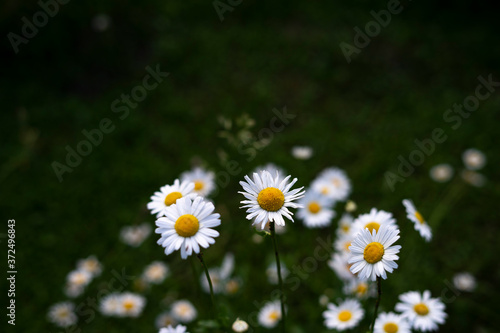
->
xmin=370 ymin=277 xmax=382 ymax=333
xmin=270 ymin=221 xmax=286 ymax=333
xmin=428 ymin=180 xmax=465 ymax=229
xmin=197 ymin=253 xmax=218 ymax=318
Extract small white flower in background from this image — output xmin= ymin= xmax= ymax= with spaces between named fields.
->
xmin=225 ymin=278 xmax=242 ymax=295
xmin=171 ymin=300 xmax=197 ymax=323
xmin=239 ymin=171 xmax=305 ymax=229
xmin=155 ymin=311 xmax=178 ymax=329
xmin=319 ymin=294 xmax=329 ymax=306
xmin=142 ymin=261 xmax=170 ymax=285
xmin=77 ymin=255 xmax=102 ymax=277
xmin=47 ymin=302 xmax=78 ymax=328
xmin=351 ymin=208 xmax=397 ymax=236
xmin=91 ymin=14 xmax=111 ymax=32
xmin=297 ymin=189 xmax=336 ymax=228
xmin=253 ymin=163 xmax=286 ymax=182
xmin=336 ymin=213 xmax=354 ymax=237
xmin=258 ymin=300 xmax=282 ymax=328
xmin=374 ymin=312 xmax=411 ymax=333
xmin=181 ymin=167 xmax=216 ymax=197
xmin=453 ymin=272 xmax=477 ymax=292
xmin=291 ymin=146 xmax=313 ymax=160
xmin=348 ymin=225 xmax=401 ymax=281
xmin=147 ymin=179 xmax=197 ymax=218
xmin=266 ymin=262 xmax=289 ymax=285
xmin=462 ymin=148 xmax=486 ymax=170
xmin=99 ymin=293 xmax=122 ymax=316
xmin=155 ymin=196 xmax=221 ymax=259
xmin=402 ymin=199 xmax=432 ymax=242
xmin=395 ymin=290 xmax=447 ymax=331
xmin=328 ymin=252 xmax=356 ymax=281
xmin=232 ymin=318 xmax=249 ymax=332
xmin=342 ymin=279 xmax=375 ymax=299
xmin=119 ymin=292 xmax=146 ymax=317
xmin=345 ymin=200 xmax=357 ymax=212
xmin=159 ymin=324 xmax=188 ymax=333
xmin=323 ymin=298 xmax=364 ymax=331
xmin=312 ymin=167 xmax=351 ymax=201
xmin=64 ymin=283 xmax=84 ymax=298
xmin=120 ymin=223 xmax=152 ymax=247
xmin=334 ymin=233 xmax=354 ymax=255
xmin=64 ymin=269 xmax=92 ymax=297
xmin=461 ymin=170 xmax=486 ymax=187
xmin=429 ymin=164 xmax=454 ymax=183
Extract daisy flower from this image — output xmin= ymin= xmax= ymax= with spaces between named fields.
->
xmin=120 ymin=223 xmax=151 ymax=247
xmin=312 ymin=167 xmax=351 ymax=201
xmin=171 ymin=300 xmax=197 ymax=323
xmin=119 ymin=292 xmax=146 ymax=317
xmin=395 ymin=290 xmax=447 ymax=331
xmin=47 ymin=302 xmax=78 ymax=328
xmin=461 ymin=169 xmax=486 ymax=187
xmin=345 ymin=200 xmax=357 ymax=213
xmin=462 ymin=148 xmax=486 ymax=170
xmin=328 ymin=252 xmax=356 ymax=281
xmin=453 ymin=272 xmax=476 ymax=292
xmin=336 ymin=213 xmax=354 ymax=237
xmin=258 ymin=300 xmax=282 ymax=328
xmin=155 ymin=196 xmax=221 ymax=259
xmin=142 ymin=261 xmax=170 ymax=285
xmin=351 ymin=208 xmax=397 ymax=236
xmin=402 ymin=200 xmax=432 ymax=242
xmin=159 ymin=325 xmax=188 ymax=333
xmin=200 ymin=253 xmax=235 ymax=293
xmin=266 ymin=262 xmax=289 ymax=285
xmin=225 ymin=278 xmax=242 ymax=295
xmin=343 ymin=279 xmax=375 ymax=299
xmin=100 ymin=293 xmax=122 ymax=316
xmin=181 ymin=167 xmax=216 ymax=197
xmin=348 ymin=225 xmax=401 ymax=281
xmin=76 ymin=255 xmax=102 ymax=277
xmin=374 ymin=312 xmax=411 ymax=333
xmin=239 ymin=171 xmax=305 ymax=229
xmin=148 ymin=179 xmax=197 ymax=218
xmin=232 ymin=318 xmax=249 ymax=332
xmin=335 ymin=233 xmax=355 ymax=255
xmin=65 ymin=269 xmax=92 ymax=297
xmin=429 ymin=164 xmax=454 ymax=183
xmin=155 ymin=311 xmax=178 ymax=329
xmin=323 ymin=298 xmax=364 ymax=331
xmin=291 ymin=145 xmax=313 ymax=160
xmin=297 ymin=190 xmax=336 ymax=228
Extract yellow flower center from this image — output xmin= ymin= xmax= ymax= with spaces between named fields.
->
xmin=332 ymin=178 xmax=341 ymax=187
xmin=365 ymin=222 xmax=380 ymax=233
xmin=341 ymin=224 xmax=350 ymax=233
xmin=363 ymin=242 xmax=385 ymax=264
xmin=356 ymin=283 xmax=368 ymax=295
xmin=414 ymin=303 xmax=429 ymax=316
xmin=321 ymin=187 xmax=329 ymax=194
xmin=164 ymin=191 xmax=182 ymax=206
xmin=174 ymin=214 xmax=199 ymax=237
xmin=344 ymin=241 xmax=352 ymax=252
xmin=58 ymin=309 xmax=69 ymax=318
xmin=308 ymin=202 xmax=321 ymax=214
xmin=269 ymin=310 xmax=279 ymax=320
xmin=257 ymin=187 xmax=285 ymax=212
xmin=194 ymin=181 xmax=204 ymax=191
xmin=226 ymin=280 xmax=239 ymax=294
xmin=123 ymin=301 xmax=135 ymax=310
xmin=414 ymin=211 xmax=425 ymax=224
xmin=383 ymin=322 xmax=399 ymax=333
xmin=338 ymin=310 xmax=352 ymax=322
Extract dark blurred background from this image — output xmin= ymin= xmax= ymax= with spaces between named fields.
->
xmin=2 ymin=0 xmax=499 ymax=332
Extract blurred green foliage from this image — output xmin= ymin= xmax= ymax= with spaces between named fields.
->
xmin=1 ymin=0 xmax=499 ymax=332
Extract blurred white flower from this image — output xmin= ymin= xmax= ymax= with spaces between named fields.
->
xmin=328 ymin=252 xmax=356 ymax=281
xmin=323 ymin=298 xmax=364 ymax=331
xmin=47 ymin=302 xmax=77 ymax=328
xmin=453 ymin=272 xmax=476 ymax=292
xmin=181 ymin=167 xmax=216 ymax=197
xmin=462 ymin=148 xmax=486 ymax=170
xmin=119 ymin=292 xmax=146 ymax=317
xmin=232 ymin=318 xmax=249 ymax=332
xmin=77 ymin=255 xmax=102 ymax=277
xmin=402 ymin=200 xmax=432 ymax=242
xmin=142 ymin=261 xmax=170 ymax=285
xmin=461 ymin=170 xmax=486 ymax=187
xmin=258 ymin=301 xmax=282 ymax=328
xmin=155 ymin=311 xmax=178 ymax=329
xmin=171 ymin=300 xmax=197 ymax=323
xmin=336 ymin=213 xmax=354 ymax=237
xmin=342 ymin=279 xmax=375 ymax=299
xmin=345 ymin=200 xmax=357 ymax=213
xmin=159 ymin=324 xmax=188 ymax=333
xmin=429 ymin=164 xmax=454 ymax=183
xmin=100 ymin=293 xmax=122 ymax=317
xmin=312 ymin=167 xmax=351 ymax=201
xmin=266 ymin=262 xmax=289 ymax=285
xmin=291 ymin=146 xmax=313 ymax=160
xmin=374 ymin=312 xmax=411 ymax=333
xmin=297 ymin=189 xmax=336 ymax=228
xmin=120 ymin=223 xmax=152 ymax=247
xmin=395 ymin=290 xmax=447 ymax=331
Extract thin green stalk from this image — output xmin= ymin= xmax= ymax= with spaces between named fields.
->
xmin=197 ymin=253 xmax=218 ymax=318
xmin=270 ymin=221 xmax=286 ymax=333
xmin=428 ymin=180 xmax=465 ymax=228
xmin=370 ymin=277 xmax=382 ymax=333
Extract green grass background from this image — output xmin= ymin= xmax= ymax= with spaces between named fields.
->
xmin=2 ymin=0 xmax=499 ymax=332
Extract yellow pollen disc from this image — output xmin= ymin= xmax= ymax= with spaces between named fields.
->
xmin=257 ymin=187 xmax=285 ymax=212
xmin=332 ymin=178 xmax=341 ymax=187
xmin=414 ymin=303 xmax=429 ymax=316
xmin=123 ymin=301 xmax=135 ymax=310
xmin=174 ymin=214 xmax=200 ymax=237
xmin=344 ymin=241 xmax=352 ymax=251
xmin=194 ymin=181 xmax=204 ymax=191
xmin=338 ymin=310 xmax=352 ymax=322
xmin=363 ymin=242 xmax=385 ymax=264
xmin=164 ymin=191 xmax=182 ymax=206
xmin=321 ymin=187 xmax=329 ymax=194
xmin=269 ymin=311 xmax=279 ymax=320
xmin=356 ymin=283 xmax=368 ymax=295
xmin=383 ymin=322 xmax=399 ymax=333
xmin=58 ymin=309 xmax=69 ymax=318
xmin=341 ymin=225 xmax=350 ymax=232
xmin=308 ymin=201 xmax=321 ymax=214
xmin=365 ymin=222 xmax=380 ymax=233
xmin=415 ymin=211 xmax=425 ymax=224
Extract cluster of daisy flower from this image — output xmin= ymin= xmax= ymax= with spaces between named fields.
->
xmin=64 ymin=255 xmax=103 ymax=298
xmin=429 ymin=148 xmax=487 ymax=187
xmin=100 ymin=292 xmax=146 ymax=317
